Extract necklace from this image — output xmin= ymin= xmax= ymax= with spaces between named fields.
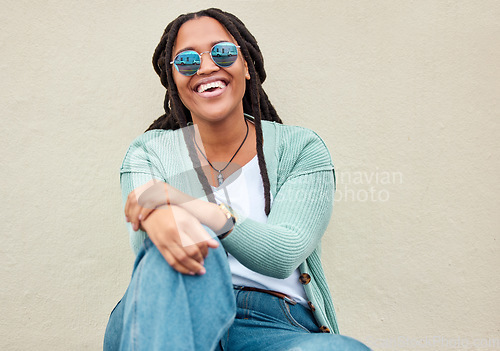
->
xmin=194 ymin=118 xmax=249 ymax=186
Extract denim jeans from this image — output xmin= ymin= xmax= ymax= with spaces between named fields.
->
xmin=104 ymin=237 xmax=370 ymax=351
xmin=104 ymin=237 xmax=235 ymax=351
xmin=217 ymin=286 xmax=370 ymax=351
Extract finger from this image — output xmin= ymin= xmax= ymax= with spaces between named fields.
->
xmin=139 ymin=206 xmax=155 ymax=222
xmin=206 ymin=238 xmax=219 ymax=249
xmin=170 ymin=235 xmax=206 ymax=275
xmin=126 ymin=190 xmax=141 ymax=226
xmin=131 ymin=201 xmax=146 ymax=232
xmin=148 ymin=226 xmax=198 ymax=275
xmin=130 ymin=206 xmax=141 ymax=231
xmin=136 ymin=206 xmax=154 ymax=231
xmin=159 ymin=248 xmax=196 ymax=276
xmin=177 ymin=233 xmax=205 ymax=265
xmin=178 ymin=216 xmax=219 ymax=249
xmin=125 ymin=191 xmax=133 ymax=220
xmin=171 ymin=248 xmax=205 ymax=275
xmin=197 ymin=242 xmax=209 ymax=259
xmin=126 ymin=180 xmax=157 ymax=218
xmin=183 ymin=242 xmax=204 ymax=264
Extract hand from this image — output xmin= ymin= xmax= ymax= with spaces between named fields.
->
xmin=125 ymin=180 xmax=176 ymax=231
xmin=141 ymin=204 xmax=219 ymax=275
xmin=125 ymin=180 xmax=229 ymax=234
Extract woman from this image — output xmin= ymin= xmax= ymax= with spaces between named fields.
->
xmin=104 ymin=8 xmax=370 ymax=351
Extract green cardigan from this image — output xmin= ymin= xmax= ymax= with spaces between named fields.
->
xmin=120 ymin=119 xmax=339 ymax=334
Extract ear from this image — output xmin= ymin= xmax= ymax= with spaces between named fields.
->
xmin=244 ymin=60 xmax=250 ymax=80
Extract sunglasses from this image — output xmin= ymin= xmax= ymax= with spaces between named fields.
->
xmin=170 ymin=42 xmax=241 ymax=76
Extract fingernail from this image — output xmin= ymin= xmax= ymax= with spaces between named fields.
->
xmin=138 ymin=214 xmax=143 ymax=221
xmin=125 ymin=216 xmax=130 ymax=222
xmin=188 ymin=272 xmax=195 ymax=276
xmin=198 ymin=267 xmax=206 ymax=275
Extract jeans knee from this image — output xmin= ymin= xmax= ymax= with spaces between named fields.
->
xmin=333 ymin=335 xmax=371 ymax=350
xmin=292 ymin=333 xmax=371 ymax=351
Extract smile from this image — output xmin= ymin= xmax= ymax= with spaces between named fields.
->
xmin=193 ymin=78 xmax=229 ymax=98
xmin=197 ymin=80 xmax=227 ymax=93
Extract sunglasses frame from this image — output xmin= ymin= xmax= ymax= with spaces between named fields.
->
xmin=170 ymin=41 xmax=241 ymax=76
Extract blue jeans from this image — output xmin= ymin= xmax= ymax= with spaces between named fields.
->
xmin=218 ymin=287 xmax=370 ymax=350
xmin=104 ymin=238 xmax=370 ymax=350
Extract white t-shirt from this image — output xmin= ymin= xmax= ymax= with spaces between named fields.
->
xmin=212 ymin=156 xmax=309 ymax=307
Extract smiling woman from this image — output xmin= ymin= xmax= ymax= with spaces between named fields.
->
xmin=170 ymin=17 xmax=250 ymax=126
xmin=103 ymin=8 xmax=370 ymax=351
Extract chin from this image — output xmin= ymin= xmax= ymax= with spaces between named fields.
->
xmin=191 ymin=102 xmax=242 ymax=124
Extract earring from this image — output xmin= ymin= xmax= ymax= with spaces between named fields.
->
xmin=245 ymin=72 xmax=251 ymax=80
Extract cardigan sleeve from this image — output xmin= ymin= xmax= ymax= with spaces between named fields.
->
xmin=220 ymin=130 xmax=335 ymax=279
xmin=120 ymin=132 xmax=169 ymax=255
xmin=119 ymin=129 xmax=220 ymax=255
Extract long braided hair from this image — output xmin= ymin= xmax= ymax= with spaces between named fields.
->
xmin=148 ymin=8 xmax=281 ymax=215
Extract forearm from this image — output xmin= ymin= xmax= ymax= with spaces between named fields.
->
xmin=176 ymin=198 xmax=228 ymax=233
xmin=138 ymin=181 xmax=228 ymax=232
xmin=122 ymin=179 xmax=229 ymax=240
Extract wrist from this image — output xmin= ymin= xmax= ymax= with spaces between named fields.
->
xmin=216 ymin=203 xmax=236 ymax=239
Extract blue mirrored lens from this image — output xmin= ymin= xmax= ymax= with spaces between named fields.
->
xmin=211 ymin=43 xmax=238 ymax=67
xmin=173 ymin=51 xmax=201 ymax=76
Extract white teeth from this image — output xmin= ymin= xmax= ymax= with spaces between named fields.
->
xmin=197 ymin=80 xmax=227 ymax=93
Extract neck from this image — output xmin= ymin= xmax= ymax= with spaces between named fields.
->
xmin=193 ymin=115 xmax=250 ymax=157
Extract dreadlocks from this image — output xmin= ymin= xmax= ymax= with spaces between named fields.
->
xmin=148 ymin=8 xmax=282 ymax=215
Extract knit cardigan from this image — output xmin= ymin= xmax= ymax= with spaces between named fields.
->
xmin=120 ymin=119 xmax=339 ymax=334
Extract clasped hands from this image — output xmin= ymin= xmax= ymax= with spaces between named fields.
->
xmin=125 ymin=180 xmax=228 ymax=276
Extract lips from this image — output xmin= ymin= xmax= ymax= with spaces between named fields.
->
xmin=197 ymin=80 xmax=226 ymax=93
xmin=193 ymin=77 xmax=229 ymax=97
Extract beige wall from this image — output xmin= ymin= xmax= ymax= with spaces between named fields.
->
xmin=1 ymin=1 xmax=499 ymax=350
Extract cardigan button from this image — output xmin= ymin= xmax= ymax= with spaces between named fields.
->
xmin=319 ymin=325 xmax=331 ymax=333
xmin=307 ymin=301 xmax=316 ymax=311
xmin=299 ymin=273 xmax=311 ymax=285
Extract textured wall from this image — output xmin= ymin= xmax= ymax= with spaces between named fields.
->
xmin=1 ymin=1 xmax=499 ymax=350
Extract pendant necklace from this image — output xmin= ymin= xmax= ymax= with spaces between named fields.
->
xmin=194 ymin=118 xmax=249 ymax=186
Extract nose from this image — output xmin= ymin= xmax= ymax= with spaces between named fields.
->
xmin=197 ymin=52 xmax=219 ymax=75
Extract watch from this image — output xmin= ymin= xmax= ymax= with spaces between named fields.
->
xmin=217 ymin=203 xmax=236 ymax=239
